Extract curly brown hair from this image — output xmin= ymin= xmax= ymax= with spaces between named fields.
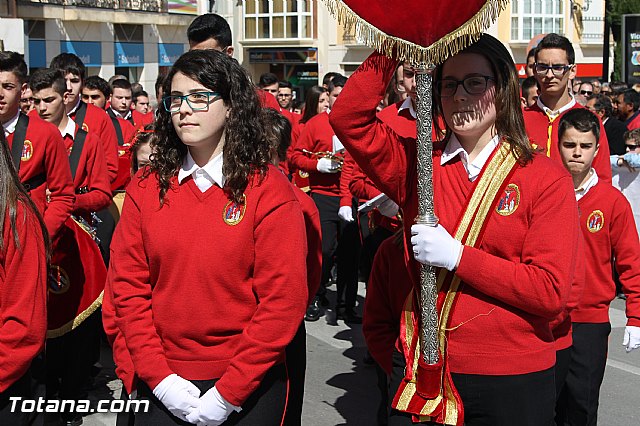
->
xmin=150 ymin=49 xmax=270 ymax=204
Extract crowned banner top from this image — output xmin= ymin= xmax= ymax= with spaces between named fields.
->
xmin=323 ymin=0 xmax=508 ymax=65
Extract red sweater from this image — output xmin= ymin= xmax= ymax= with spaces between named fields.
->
xmin=0 ymin=202 xmax=47 ymax=392
xmin=288 ymin=121 xmax=310 ymax=192
xmin=363 ymin=235 xmax=412 ymax=374
xmin=291 ymin=184 xmax=322 ymax=305
xmin=62 ymin=126 xmax=112 ymax=215
xmin=571 ymin=182 xmax=640 ymax=325
xmin=330 ymin=51 xmax=579 ymax=375
xmin=523 ymin=102 xmax=612 ymax=183
xmin=289 ymin=112 xmax=342 ymax=196
xmin=110 ymin=165 xmax=307 ymax=406
xmin=70 ymin=102 xmax=119 ymax=184
xmin=6 ymin=114 xmax=75 ymax=238
xmin=111 ymin=117 xmax=137 ymax=191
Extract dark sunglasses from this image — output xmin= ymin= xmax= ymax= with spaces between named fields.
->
xmin=626 ymin=144 xmax=640 ymax=150
xmin=579 ymin=90 xmax=593 ymax=96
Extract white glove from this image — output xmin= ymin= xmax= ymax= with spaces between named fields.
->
xmin=185 ymin=386 xmax=240 ymax=426
xmin=623 ymin=325 xmax=640 ymax=353
xmin=317 ymin=157 xmax=340 ymax=173
xmin=410 ymin=224 xmax=463 ymax=271
xmin=377 ymin=197 xmax=399 ymax=218
xmin=152 ymin=374 xmax=201 ymax=422
xmin=338 ymin=205 xmax=354 ymax=222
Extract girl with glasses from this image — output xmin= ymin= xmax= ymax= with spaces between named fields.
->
xmin=330 ymin=33 xmax=579 ymax=425
xmin=108 ymin=49 xmax=307 ymax=426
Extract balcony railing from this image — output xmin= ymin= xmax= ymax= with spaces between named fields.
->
xmin=17 ymin=0 xmax=169 ymax=12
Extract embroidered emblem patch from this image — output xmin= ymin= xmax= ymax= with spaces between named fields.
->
xmin=82 ymin=123 xmax=89 ymax=132
xmin=587 ymin=210 xmax=605 ymax=233
xmin=496 ymin=183 xmax=520 ymax=216
xmin=48 ymin=265 xmax=71 ymax=294
xmin=21 ymin=140 xmax=33 ymax=161
xmin=223 ymin=198 xmax=246 ymax=226
xmin=298 ymin=170 xmax=309 ymax=179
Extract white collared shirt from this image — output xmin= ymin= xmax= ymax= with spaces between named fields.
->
xmin=59 ymin=118 xmax=76 ymax=139
xmin=440 ymin=134 xmax=500 ymax=182
xmin=110 ymin=108 xmax=132 ymax=121
xmin=177 ymin=151 xmax=225 ymax=192
xmin=2 ymin=111 xmax=20 ymax=137
xmin=537 ymin=95 xmax=576 ymax=121
xmin=397 ymin=97 xmax=417 ymax=119
xmin=575 ymin=168 xmax=599 ymax=201
xmin=68 ymin=98 xmax=82 ymax=116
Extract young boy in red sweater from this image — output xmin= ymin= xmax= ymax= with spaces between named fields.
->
xmin=555 ymin=108 xmax=640 ymax=426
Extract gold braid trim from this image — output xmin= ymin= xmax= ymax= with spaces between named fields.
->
xmin=46 ymin=291 xmax=104 ymax=339
xmin=322 ymin=0 xmax=509 ymax=65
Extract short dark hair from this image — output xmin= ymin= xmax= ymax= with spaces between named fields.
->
xmin=558 ymin=108 xmax=600 ymax=142
xmin=187 ymin=13 xmax=232 ymax=48
xmin=0 ymin=51 xmax=28 ymax=83
xmin=84 ymin=75 xmax=111 ymax=98
xmin=278 ymin=80 xmax=292 ymax=89
xmin=609 ymin=81 xmax=628 ymax=94
xmin=526 ymin=48 xmax=536 ymax=61
xmin=262 ymin=108 xmax=292 ymax=162
xmin=322 ymin=72 xmax=342 ymax=87
xmin=49 ymin=52 xmax=86 ymax=81
xmin=30 ymin=68 xmax=67 ymax=97
xmin=621 ymin=88 xmax=640 ymax=111
xmin=133 ymin=90 xmax=149 ymax=103
xmin=259 ymin=73 xmax=278 ymax=88
xmin=624 ymin=128 xmax=640 ymax=145
xmin=328 ymin=75 xmax=347 ymax=92
xmin=588 ymin=94 xmax=613 ymax=118
xmin=521 ymin=76 xmax=538 ymax=95
xmin=535 ymin=33 xmax=575 ymax=65
xmin=111 ymin=78 xmax=132 ymax=92
xmin=155 ymin=72 xmax=166 ymax=98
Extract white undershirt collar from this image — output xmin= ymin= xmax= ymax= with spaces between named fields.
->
xmin=178 ymin=151 xmax=225 ymax=192
xmin=441 ymin=134 xmax=500 ymax=181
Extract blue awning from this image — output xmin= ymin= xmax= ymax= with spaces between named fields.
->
xmin=158 ymin=43 xmax=185 ymax=66
xmin=60 ymin=41 xmax=102 ymax=67
xmin=115 ymin=42 xmax=144 ymax=67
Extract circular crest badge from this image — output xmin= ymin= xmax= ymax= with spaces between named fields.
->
xmin=48 ymin=265 xmax=71 ymax=294
xmin=496 ymin=183 xmax=520 ymax=216
xmin=21 ymin=140 xmax=33 ymax=162
xmin=82 ymin=123 xmax=89 ymax=132
xmin=222 ymin=196 xmax=246 ymax=226
xmin=587 ymin=210 xmax=605 ymax=233
xmin=298 ymin=170 xmax=309 ymax=179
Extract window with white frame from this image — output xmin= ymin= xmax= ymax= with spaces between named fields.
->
xmin=510 ymin=0 xmax=564 ymax=42
xmin=244 ymin=0 xmax=314 ymax=40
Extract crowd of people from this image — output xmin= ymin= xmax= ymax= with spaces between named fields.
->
xmin=0 ymin=11 xmax=639 ymax=426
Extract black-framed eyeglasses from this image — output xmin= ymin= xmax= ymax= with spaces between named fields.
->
xmin=435 ymin=75 xmax=495 ymax=98
xmin=163 ymin=91 xmax=221 ymax=113
xmin=534 ymin=63 xmax=573 ymax=77
xmin=277 ymin=93 xmax=292 ymax=98
xmin=580 ymin=90 xmax=593 ymax=96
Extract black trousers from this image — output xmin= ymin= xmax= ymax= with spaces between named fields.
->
xmin=135 ymin=363 xmax=288 ymax=426
xmin=556 ymin=322 xmax=611 ymax=426
xmin=359 ymin=213 xmax=393 ymax=285
xmin=116 ymin=387 xmax=136 ymax=426
xmin=388 ymin=350 xmax=555 ymax=426
xmin=283 ymin=323 xmax=306 ymax=426
xmin=0 ymin=372 xmax=31 ymax=426
xmin=311 ymin=193 xmax=360 ymax=309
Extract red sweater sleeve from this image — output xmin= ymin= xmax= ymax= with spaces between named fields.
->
xmin=329 ymin=52 xmax=409 ymax=207
xmin=339 ymin=152 xmax=356 ymax=207
xmin=0 ymin=202 xmax=47 ymax=392
xmin=111 ymin=176 xmax=174 ymax=390
xmin=44 ymin=130 xmax=76 ymax=238
xmin=74 ymin=133 xmax=112 ymax=214
xmin=349 ymin=162 xmax=383 ymax=201
xmin=215 ymin=195 xmax=308 ymax=406
xmin=300 ymin=192 xmax=322 ymax=304
xmin=456 ymin=173 xmax=579 ymax=319
xmin=94 ymin=107 xmax=119 ymax=184
xmin=610 ymin=194 xmax=640 ymax=326
xmin=594 ymin=121 xmax=612 ymax=184
xmin=289 ymin=120 xmax=320 ymax=173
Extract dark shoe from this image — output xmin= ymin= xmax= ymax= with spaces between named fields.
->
xmin=305 ymin=298 xmax=322 ymax=322
xmin=343 ymin=308 xmax=362 ymax=324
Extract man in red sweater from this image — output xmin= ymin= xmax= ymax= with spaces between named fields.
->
xmin=0 ymin=51 xmax=75 ymax=239
xmin=555 ymin=108 xmax=640 ymax=426
xmin=290 ymin=75 xmax=362 ymax=324
xmin=523 ymin=33 xmax=612 ymax=183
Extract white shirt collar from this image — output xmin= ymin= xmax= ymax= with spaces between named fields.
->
xmin=59 ymin=118 xmax=76 ymax=139
xmin=2 ymin=111 xmax=20 ymax=136
xmin=397 ymin=97 xmax=416 ymax=119
xmin=537 ymin=95 xmax=576 ymax=119
xmin=441 ymin=134 xmax=500 ymax=182
xmin=68 ymin=98 xmax=82 ymax=116
xmin=575 ymin=168 xmax=599 ymax=201
xmin=178 ymin=151 xmax=225 ymax=191
xmin=111 ymin=107 xmax=132 ymax=120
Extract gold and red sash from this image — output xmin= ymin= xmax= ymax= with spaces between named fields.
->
xmin=47 ymin=216 xmax=106 ymax=338
xmin=392 ymin=142 xmax=519 ymax=425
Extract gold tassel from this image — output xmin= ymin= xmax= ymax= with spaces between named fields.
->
xmin=322 ymin=0 xmax=510 ymax=65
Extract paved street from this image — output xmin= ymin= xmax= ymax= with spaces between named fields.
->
xmin=83 ymin=286 xmax=639 ymax=426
